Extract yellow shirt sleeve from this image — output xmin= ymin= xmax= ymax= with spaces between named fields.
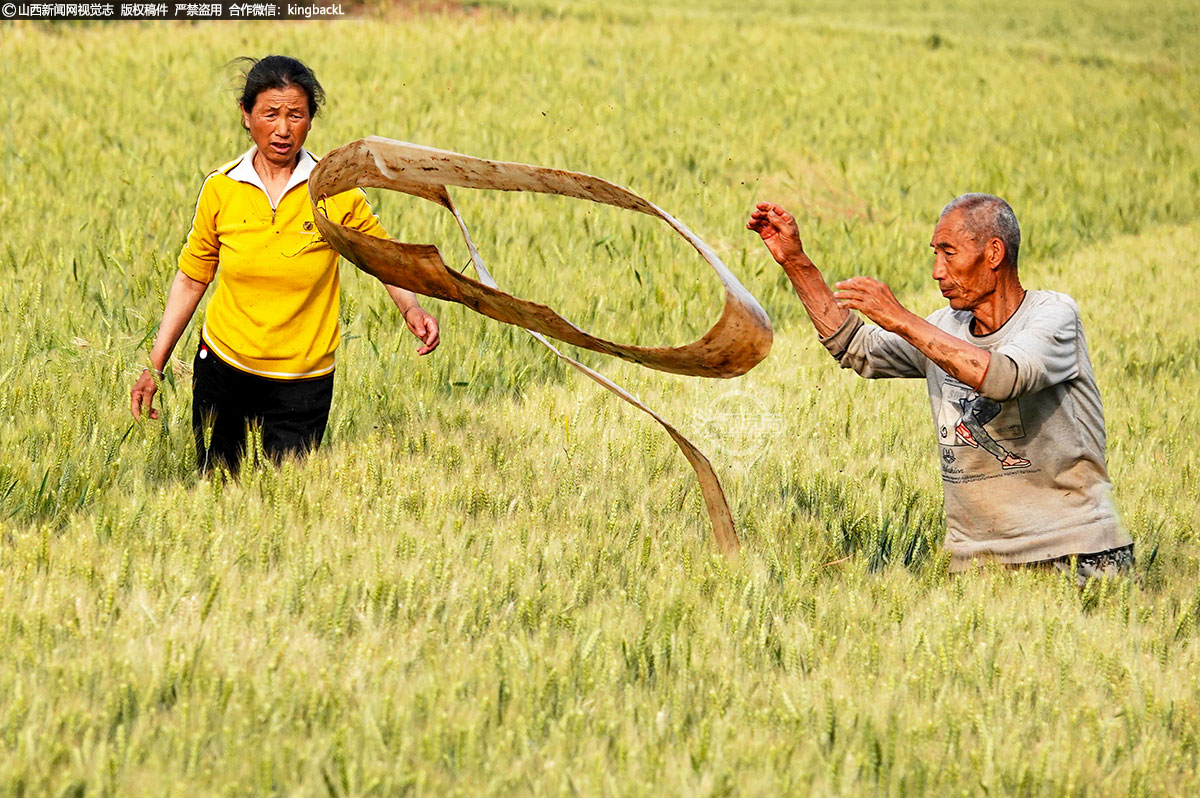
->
xmin=177 ymin=174 xmax=221 ymax=283
xmin=341 ymin=188 xmax=388 ymax=240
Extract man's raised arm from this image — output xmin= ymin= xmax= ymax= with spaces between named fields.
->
xmin=747 ymin=203 xmax=849 ymax=338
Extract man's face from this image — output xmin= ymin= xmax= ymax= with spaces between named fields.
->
xmin=241 ymin=86 xmax=312 ymax=169
xmin=929 ymin=210 xmax=996 ymax=312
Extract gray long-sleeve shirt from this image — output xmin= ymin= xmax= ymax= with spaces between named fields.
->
xmin=821 ymin=289 xmax=1130 ymax=570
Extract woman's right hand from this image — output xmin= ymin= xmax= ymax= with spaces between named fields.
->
xmin=129 ymin=270 xmax=209 ymax=420
xmin=130 ymin=368 xmax=160 ymax=419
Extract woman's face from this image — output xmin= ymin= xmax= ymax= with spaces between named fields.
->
xmin=242 ymin=86 xmax=312 ymax=169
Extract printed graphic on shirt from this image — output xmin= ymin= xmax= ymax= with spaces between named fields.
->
xmin=937 ymin=378 xmax=1032 ymax=472
xmin=283 ymin=212 xmax=327 ymax=258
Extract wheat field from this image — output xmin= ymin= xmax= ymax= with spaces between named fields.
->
xmin=1 ymin=2 xmax=1199 ymax=794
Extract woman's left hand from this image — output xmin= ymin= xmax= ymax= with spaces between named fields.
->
xmin=404 ymin=306 xmax=440 ymax=355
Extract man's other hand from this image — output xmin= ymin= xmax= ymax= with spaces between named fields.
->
xmin=834 ymin=276 xmax=909 ymax=331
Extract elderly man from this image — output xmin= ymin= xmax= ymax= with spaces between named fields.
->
xmin=748 ymin=194 xmax=1132 ymax=577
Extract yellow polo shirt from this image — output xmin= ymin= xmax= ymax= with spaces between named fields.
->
xmin=178 ymin=147 xmax=386 ymax=379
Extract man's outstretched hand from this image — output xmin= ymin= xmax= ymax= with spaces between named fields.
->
xmin=747 ymin=202 xmax=810 ymax=268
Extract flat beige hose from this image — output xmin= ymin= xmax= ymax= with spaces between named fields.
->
xmin=309 ymin=137 xmax=772 ymax=555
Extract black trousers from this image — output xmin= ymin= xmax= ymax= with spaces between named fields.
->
xmin=192 ymin=343 xmax=334 ymax=473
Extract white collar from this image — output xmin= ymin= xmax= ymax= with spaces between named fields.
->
xmin=226 ymin=146 xmax=317 ymax=207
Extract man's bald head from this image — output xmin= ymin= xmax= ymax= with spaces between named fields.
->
xmin=940 ymin=194 xmax=1021 ymax=270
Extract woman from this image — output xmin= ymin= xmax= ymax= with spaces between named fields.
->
xmin=129 ymin=55 xmax=439 ymax=472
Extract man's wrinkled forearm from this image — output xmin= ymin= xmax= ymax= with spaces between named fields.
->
xmin=891 ymin=313 xmax=991 ymax=390
xmin=781 ymin=257 xmax=850 ymax=339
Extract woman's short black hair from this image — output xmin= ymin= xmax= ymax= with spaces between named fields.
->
xmin=234 ymin=55 xmax=325 ymax=117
